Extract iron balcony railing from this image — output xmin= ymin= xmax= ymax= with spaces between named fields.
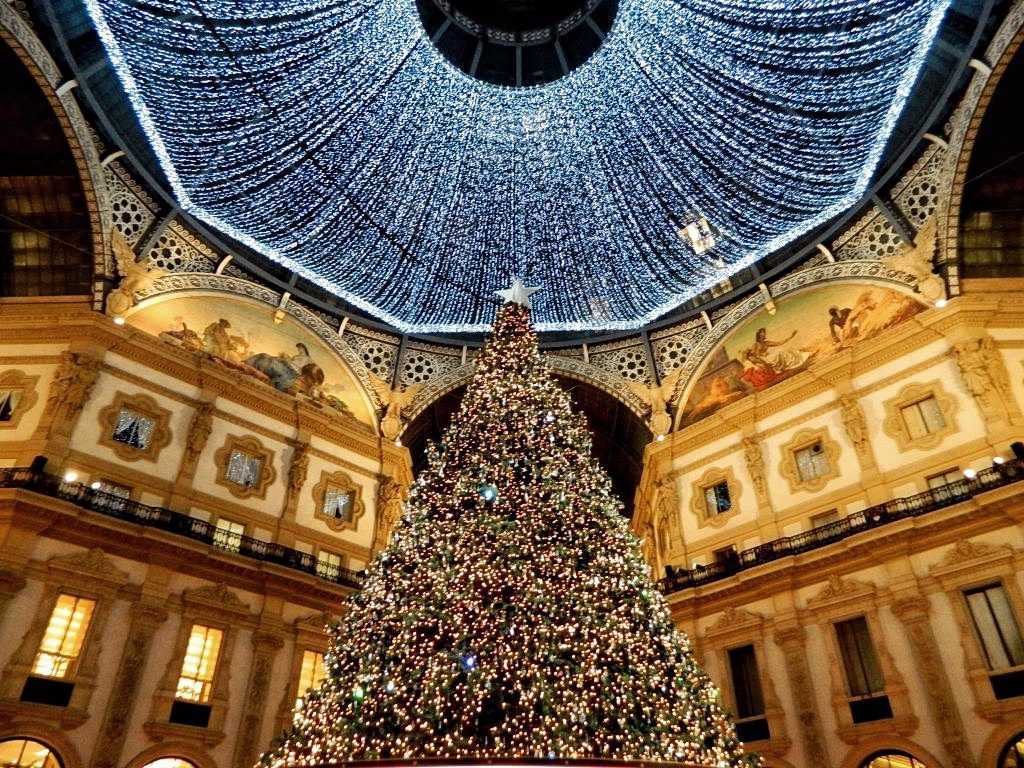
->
xmin=0 ymin=467 xmax=365 ymax=589
xmin=658 ymin=459 xmax=1024 ymax=594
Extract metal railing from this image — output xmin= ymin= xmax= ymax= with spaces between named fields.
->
xmin=0 ymin=467 xmax=365 ymax=589
xmin=658 ymin=460 xmax=1024 ymax=594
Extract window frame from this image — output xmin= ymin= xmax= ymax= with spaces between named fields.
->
xmin=174 ymin=623 xmax=225 ymax=705
xmin=0 ymin=370 xmax=40 ymax=431
xmin=689 ymin=466 xmax=742 ymax=529
xmin=213 ymin=434 xmax=277 ymax=500
xmin=963 ymin=582 xmax=1024 ymax=672
xmin=882 ymin=380 xmax=959 ymax=452
xmin=97 ymin=392 xmax=172 ymax=462
xmin=212 ymin=517 xmax=246 ymax=553
xmin=312 ymin=470 xmax=366 ymax=532
xmin=31 ymin=593 xmax=97 ymax=680
xmin=779 ymin=428 xmax=841 ymax=493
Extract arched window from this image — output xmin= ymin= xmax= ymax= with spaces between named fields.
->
xmin=140 ymin=759 xmax=197 ymax=768
xmin=0 ymin=739 xmax=62 ymax=768
xmin=860 ymin=752 xmax=929 ymax=768
xmin=999 ymin=733 xmax=1024 ymax=767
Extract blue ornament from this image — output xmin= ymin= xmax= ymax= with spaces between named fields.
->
xmin=478 ymin=484 xmax=498 ymax=503
xmin=460 ymin=653 xmax=478 ymax=672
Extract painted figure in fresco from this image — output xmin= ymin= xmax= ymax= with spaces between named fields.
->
xmin=202 ymin=319 xmax=250 ymax=363
xmin=740 ymin=327 xmax=800 ymax=388
xmin=246 ymin=342 xmax=326 ymax=397
xmin=159 ymin=321 xmax=203 ymax=352
xmin=828 ymin=306 xmax=852 ymax=343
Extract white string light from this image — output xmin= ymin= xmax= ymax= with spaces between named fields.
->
xmin=85 ymin=0 xmax=950 ymax=333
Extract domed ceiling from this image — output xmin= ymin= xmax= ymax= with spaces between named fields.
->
xmin=84 ymin=0 xmax=950 ymax=333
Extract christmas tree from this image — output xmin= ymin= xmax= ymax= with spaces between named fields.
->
xmin=262 ymin=282 xmax=754 ymax=767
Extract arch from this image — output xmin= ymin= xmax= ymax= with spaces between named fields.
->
xmin=937 ymin=2 xmax=1024 ymax=273
xmin=0 ymin=723 xmax=82 ymax=768
xmin=980 ymin=721 xmax=1024 ymax=768
xmin=0 ymin=3 xmax=111 ymax=282
xmin=838 ymin=737 xmax=946 ymax=768
xmin=123 ymin=743 xmax=215 ymax=768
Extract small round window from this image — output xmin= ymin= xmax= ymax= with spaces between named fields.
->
xmin=0 ymin=739 xmax=62 ymax=768
xmin=999 ymin=733 xmax=1024 ymax=767
xmin=141 ymin=760 xmax=197 ymax=768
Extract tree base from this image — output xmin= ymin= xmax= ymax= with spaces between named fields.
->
xmin=309 ymin=759 xmax=702 ymax=768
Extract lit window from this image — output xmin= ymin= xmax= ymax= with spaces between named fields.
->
xmin=212 ymin=518 xmax=245 ymax=553
xmin=31 ymin=594 xmax=95 ymax=679
xmin=0 ymin=738 xmax=62 ymax=768
xmin=96 ymin=480 xmax=131 ymax=498
xmin=0 ymin=390 xmax=21 ymax=422
xmin=323 ymin=487 xmax=354 ymax=522
xmin=900 ymin=396 xmax=946 ymax=440
xmin=810 ymin=509 xmax=840 ymax=528
xmin=926 ymin=468 xmax=961 ymax=489
xmin=835 ymin=617 xmax=885 ymax=697
xmin=999 ymin=734 xmax=1024 ymax=768
xmin=860 ymin=752 xmax=928 ymax=768
xmin=140 ymin=760 xmax=197 ymax=768
xmin=110 ymin=407 xmax=156 ymax=450
xmin=296 ymin=649 xmax=326 ymax=707
xmin=965 ymin=584 xmax=1024 ymax=671
xmin=225 ymin=449 xmax=262 ymax=489
xmin=795 ymin=441 xmax=830 ymax=482
xmin=713 ymin=545 xmax=737 ymax=565
xmin=703 ymin=481 xmax=731 ymax=515
xmin=175 ymin=624 xmax=223 ymax=703
xmin=316 ymin=549 xmax=343 ymax=579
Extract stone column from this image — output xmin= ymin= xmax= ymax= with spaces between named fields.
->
xmin=773 ymin=625 xmax=831 ymax=768
xmin=90 ymin=601 xmax=169 ymax=768
xmin=891 ymin=595 xmax=975 ymax=768
xmin=231 ymin=628 xmax=285 ymax=768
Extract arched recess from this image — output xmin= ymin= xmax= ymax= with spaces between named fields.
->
xmin=938 ymin=0 xmax=1024 ymax=276
xmin=402 ymin=374 xmax=651 ymax=517
xmin=0 ymin=722 xmax=83 ymax=768
xmin=837 ymin=737 xmax=946 ymax=768
xmin=980 ymin=721 xmax=1024 ymax=768
xmin=123 ymin=743 xmax=216 ymax=768
xmin=672 ymin=277 xmax=926 ymax=430
xmin=0 ymin=3 xmax=110 ymax=290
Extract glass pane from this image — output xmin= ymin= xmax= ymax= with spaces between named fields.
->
xmin=988 ymin=587 xmax=1024 ymax=666
xmin=918 ymin=396 xmax=946 ymax=433
xmin=836 ymin=617 xmax=884 ymax=696
xmin=142 ymin=760 xmax=196 ymax=768
xmin=0 ymin=739 xmax=59 ymax=768
xmin=176 ymin=624 xmax=223 ymax=703
xmin=226 ymin=450 xmax=262 ymax=488
xmin=863 ymin=754 xmax=928 ymax=768
xmin=900 ymin=403 xmax=928 ymax=439
xmin=0 ymin=390 xmax=20 ymax=421
xmin=728 ymin=644 xmax=765 ymax=718
xmin=323 ymin=488 xmax=353 ymax=521
xmin=1000 ymin=735 xmax=1024 ymax=768
xmin=967 ymin=590 xmax=1012 ymax=669
xmin=32 ymin=594 xmax=95 ymax=678
xmin=111 ymin=408 xmax=155 ymax=449
xmin=714 ymin=482 xmax=731 ymax=513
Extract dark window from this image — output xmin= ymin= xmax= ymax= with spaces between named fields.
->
xmin=20 ymin=676 xmax=74 ymax=707
xmin=703 ymin=481 xmax=731 ymax=515
xmin=169 ymin=700 xmax=211 ymax=728
xmin=728 ymin=644 xmax=765 ymax=719
xmin=111 ymin=408 xmax=155 ymax=450
xmin=965 ymin=584 xmax=1024 ymax=670
xmin=713 ymin=545 xmax=737 ymax=566
xmin=835 ymin=617 xmax=885 ymax=696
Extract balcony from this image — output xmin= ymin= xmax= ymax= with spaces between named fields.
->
xmin=659 ymin=460 xmax=1024 ymax=594
xmin=0 ymin=467 xmax=365 ymax=589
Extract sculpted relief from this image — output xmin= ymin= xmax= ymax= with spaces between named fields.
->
xmin=678 ymin=284 xmax=924 ymax=427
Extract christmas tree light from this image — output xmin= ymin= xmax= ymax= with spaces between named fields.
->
xmin=260 ymin=285 xmax=756 ymax=766
xmin=84 ymin=0 xmax=949 ymax=333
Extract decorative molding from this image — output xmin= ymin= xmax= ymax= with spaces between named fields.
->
xmin=372 ymin=474 xmax=406 ymax=554
xmin=949 ymin=334 xmax=1019 ymax=425
xmin=181 ymin=583 xmax=251 ymax=616
xmin=778 ymin=427 xmax=841 ymax=494
xmin=213 ymin=434 xmax=276 ymax=501
xmin=881 ymin=380 xmax=959 ymax=452
xmin=689 ymin=466 xmax=742 ymax=529
xmin=47 ymin=547 xmax=129 ymax=588
xmin=97 ymin=391 xmax=173 ymax=462
xmin=45 ymin=350 xmax=102 ymax=441
xmin=311 ymin=469 xmax=366 ymax=532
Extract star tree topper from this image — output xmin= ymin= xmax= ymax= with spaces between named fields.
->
xmin=496 ymin=277 xmax=541 ymax=309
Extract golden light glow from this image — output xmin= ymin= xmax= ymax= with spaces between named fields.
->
xmin=175 ymin=624 xmax=223 ymax=703
xmin=0 ymin=738 xmax=62 ymax=768
xmin=31 ymin=593 xmax=95 ymax=678
xmin=296 ymin=649 xmax=327 ymax=708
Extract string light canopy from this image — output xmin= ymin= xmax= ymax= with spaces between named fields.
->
xmin=85 ymin=0 xmax=950 ymax=334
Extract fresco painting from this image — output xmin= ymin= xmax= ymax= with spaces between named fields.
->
xmin=678 ymin=285 xmax=924 ymax=427
xmin=127 ymin=295 xmax=373 ymax=425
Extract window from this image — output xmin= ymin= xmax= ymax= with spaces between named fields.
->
xmin=0 ymin=739 xmax=62 ymax=768
xmin=998 ymin=733 xmax=1024 ymax=768
xmin=795 ymin=441 xmax=830 ymax=482
xmin=860 ymin=752 xmax=928 ymax=768
xmin=811 ymin=509 xmax=840 ymax=529
xmin=316 ymin=549 xmax=343 ymax=579
xmin=141 ymin=761 xmax=197 ymax=768
xmin=296 ymin=649 xmax=327 ymax=707
xmin=835 ymin=617 xmax=885 ymax=697
xmin=95 ymin=480 xmax=131 ymax=498
xmin=110 ymin=407 xmax=156 ymax=450
xmin=0 ymin=390 xmax=21 ymax=422
xmin=212 ymin=518 xmax=245 ymax=553
xmin=322 ymin=486 xmax=354 ymax=523
xmin=702 ymin=481 xmax=731 ymax=516
xmin=965 ymin=584 xmax=1024 ymax=670
xmin=175 ymin=624 xmax=223 ymax=704
xmin=927 ymin=468 xmax=962 ymax=489
xmin=713 ymin=545 xmax=737 ymax=565
xmin=728 ymin=644 xmax=770 ymax=742
xmin=31 ymin=594 xmax=96 ymax=678
xmin=225 ymin=449 xmax=263 ymax=489
xmin=899 ymin=396 xmax=946 ymax=440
